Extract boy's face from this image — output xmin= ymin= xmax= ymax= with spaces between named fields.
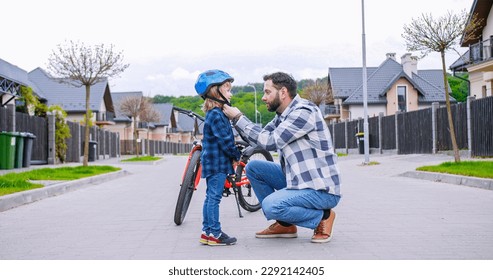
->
xmin=219 ymin=83 xmax=233 ymax=102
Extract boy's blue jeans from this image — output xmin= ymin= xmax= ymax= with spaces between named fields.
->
xmin=246 ymin=160 xmax=340 ymax=229
xmin=202 ymin=173 xmax=227 ymax=237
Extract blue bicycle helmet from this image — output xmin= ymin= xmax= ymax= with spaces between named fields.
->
xmin=194 ymin=69 xmax=234 ymax=96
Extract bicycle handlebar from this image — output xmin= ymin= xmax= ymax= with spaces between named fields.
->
xmin=173 ymin=106 xmax=205 ymax=122
xmin=174 ymin=106 xmax=258 ymax=148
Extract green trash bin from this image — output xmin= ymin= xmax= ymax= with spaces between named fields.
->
xmin=0 ymin=132 xmax=17 ymax=170
xmin=13 ymin=132 xmax=25 ymax=168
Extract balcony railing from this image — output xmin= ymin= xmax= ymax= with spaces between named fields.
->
xmin=95 ymin=111 xmax=115 ymax=122
xmin=469 ymin=37 xmax=493 ymax=64
xmin=323 ymin=104 xmax=340 ymax=116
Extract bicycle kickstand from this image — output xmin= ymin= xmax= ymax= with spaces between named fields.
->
xmin=232 ymin=186 xmax=244 ymax=218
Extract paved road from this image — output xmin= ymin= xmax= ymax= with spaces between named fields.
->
xmin=1 ymin=153 xmax=492 ymax=260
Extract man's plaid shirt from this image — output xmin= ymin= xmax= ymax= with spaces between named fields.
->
xmin=235 ymin=95 xmax=341 ymax=196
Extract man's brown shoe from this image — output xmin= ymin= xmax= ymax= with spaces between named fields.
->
xmin=256 ymin=222 xmax=298 ymax=238
xmin=311 ymin=210 xmax=336 ymax=243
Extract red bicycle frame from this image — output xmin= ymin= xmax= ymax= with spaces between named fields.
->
xmin=181 ymin=144 xmax=202 ymax=190
xmin=181 ymin=144 xmax=250 ymax=192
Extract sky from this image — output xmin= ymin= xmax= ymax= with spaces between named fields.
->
xmin=3 ymin=0 xmax=473 ymax=97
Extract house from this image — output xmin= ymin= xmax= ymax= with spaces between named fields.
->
xmin=450 ymin=0 xmax=493 ymax=99
xmin=173 ymin=109 xmax=204 ymax=143
xmin=148 ymin=103 xmax=175 ymax=141
xmin=110 ymin=91 xmax=199 ymax=143
xmin=0 ymin=58 xmax=46 ymax=108
xmin=27 ymin=67 xmax=115 ymax=127
xmin=1 ymin=59 xmax=114 ymax=126
xmin=328 ymin=53 xmax=453 ymax=121
xmin=109 ymin=91 xmax=143 ymax=140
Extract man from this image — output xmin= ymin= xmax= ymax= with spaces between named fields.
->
xmin=223 ymin=72 xmax=341 ymax=243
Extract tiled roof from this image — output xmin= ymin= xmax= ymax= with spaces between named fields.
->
xmin=330 ymin=57 xmax=454 ymax=105
xmin=153 ymin=103 xmax=173 ymax=126
xmin=0 ymin=58 xmax=30 ymax=86
xmin=329 ymin=67 xmax=377 ymax=99
xmin=0 ymin=58 xmax=45 ymax=100
xmin=28 ymin=67 xmax=109 ymax=112
xmin=176 ymin=111 xmax=204 ymax=134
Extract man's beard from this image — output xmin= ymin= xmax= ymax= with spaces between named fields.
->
xmin=266 ymin=92 xmax=281 ymax=112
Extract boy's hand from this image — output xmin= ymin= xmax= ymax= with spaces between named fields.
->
xmin=223 ymin=104 xmax=242 ymax=120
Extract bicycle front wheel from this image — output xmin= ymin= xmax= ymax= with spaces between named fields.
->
xmin=236 ymin=148 xmax=273 ymax=212
xmin=174 ymin=150 xmax=201 ymax=225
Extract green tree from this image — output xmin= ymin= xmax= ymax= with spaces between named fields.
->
xmin=48 ymin=105 xmax=71 ymax=163
xmin=16 ymin=86 xmax=39 ymax=114
xmin=447 ymin=73 xmax=469 ymax=102
xmin=47 ymin=40 xmax=129 ymax=166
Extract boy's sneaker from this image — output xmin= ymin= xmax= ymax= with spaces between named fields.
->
xmin=199 ymin=231 xmax=209 ymax=245
xmin=208 ymin=232 xmax=237 ymax=246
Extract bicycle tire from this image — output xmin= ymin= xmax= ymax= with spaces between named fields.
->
xmin=236 ymin=147 xmax=273 ymax=212
xmin=174 ymin=150 xmax=201 ymax=225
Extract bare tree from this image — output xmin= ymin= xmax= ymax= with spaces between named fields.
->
xmin=118 ymin=95 xmax=146 ymax=157
xmin=47 ymin=40 xmax=129 ymax=166
xmin=402 ymin=10 xmax=483 ymax=162
xmin=302 ymin=82 xmax=333 ymax=106
xmin=139 ymin=99 xmax=162 ymax=155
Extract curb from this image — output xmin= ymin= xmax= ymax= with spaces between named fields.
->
xmin=118 ymin=157 xmax=166 ymax=165
xmin=0 ymin=170 xmax=130 ymax=212
xmin=400 ymin=171 xmax=493 ymax=191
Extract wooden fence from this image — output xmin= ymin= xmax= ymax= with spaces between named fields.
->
xmin=2 ymin=95 xmax=492 ymax=164
xmin=330 ymin=96 xmax=493 ymax=157
xmin=1 ymin=104 xmax=196 ymax=165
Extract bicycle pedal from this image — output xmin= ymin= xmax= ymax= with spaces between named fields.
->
xmin=222 ymin=189 xmax=232 ymax=197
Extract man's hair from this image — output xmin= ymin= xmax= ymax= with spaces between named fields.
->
xmin=263 ymin=72 xmax=297 ymax=98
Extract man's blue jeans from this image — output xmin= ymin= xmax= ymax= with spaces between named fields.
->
xmin=202 ymin=173 xmax=227 ymax=236
xmin=246 ymin=160 xmax=340 ymax=229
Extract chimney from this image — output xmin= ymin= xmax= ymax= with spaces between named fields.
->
xmin=386 ymin=53 xmax=396 ymax=61
xmin=401 ymin=53 xmax=418 ymax=77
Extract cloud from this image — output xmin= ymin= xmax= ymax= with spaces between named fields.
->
xmin=145 ymin=73 xmax=166 ymax=81
xmin=171 ymin=67 xmax=200 ymax=81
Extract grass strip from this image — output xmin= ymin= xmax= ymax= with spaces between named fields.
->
xmin=0 ymin=165 xmax=121 ymax=196
xmin=121 ymin=156 xmax=162 ymax=162
xmin=416 ymin=160 xmax=493 ymax=179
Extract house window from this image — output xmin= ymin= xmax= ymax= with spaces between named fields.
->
xmin=482 ymin=85 xmax=487 ymax=98
xmin=397 ymin=85 xmax=407 ymax=112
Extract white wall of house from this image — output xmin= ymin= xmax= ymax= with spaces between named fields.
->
xmin=66 ymin=113 xmax=86 ymax=124
xmin=469 ymin=70 xmax=493 ymax=99
xmin=1 ymin=95 xmax=15 ymax=106
xmin=348 ymin=104 xmax=386 ymax=119
xmin=484 ymin=5 xmax=493 ymax=40
xmin=466 ymin=4 xmax=493 ymax=100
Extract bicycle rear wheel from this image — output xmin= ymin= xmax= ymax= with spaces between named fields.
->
xmin=174 ymin=150 xmax=201 ymax=225
xmin=236 ymin=147 xmax=273 ymax=212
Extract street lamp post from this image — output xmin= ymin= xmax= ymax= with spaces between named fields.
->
xmin=247 ymin=84 xmax=259 ymax=124
xmin=361 ymin=0 xmax=370 ymax=164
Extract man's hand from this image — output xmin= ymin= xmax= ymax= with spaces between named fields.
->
xmin=223 ymin=104 xmax=242 ymax=120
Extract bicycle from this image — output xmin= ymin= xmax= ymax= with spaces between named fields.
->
xmin=173 ymin=108 xmax=273 ymax=226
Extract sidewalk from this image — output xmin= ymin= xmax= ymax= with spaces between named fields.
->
xmin=0 ymin=153 xmax=492 ymax=260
